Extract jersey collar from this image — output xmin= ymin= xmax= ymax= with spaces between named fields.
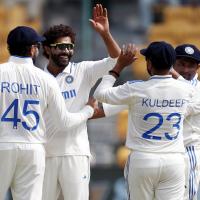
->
xmin=8 ymin=56 xmax=34 ymax=65
xmin=149 ymin=75 xmax=172 ymax=80
xmin=193 ymin=73 xmax=198 ymax=80
xmin=62 ymin=62 xmax=72 ymax=74
xmin=190 ymin=73 xmax=198 ymax=86
xmin=44 ymin=62 xmax=72 ymax=75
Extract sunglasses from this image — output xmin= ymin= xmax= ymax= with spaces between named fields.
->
xmin=50 ymin=43 xmax=74 ymax=50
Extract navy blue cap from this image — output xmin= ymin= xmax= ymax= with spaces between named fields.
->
xmin=140 ymin=41 xmax=176 ymax=68
xmin=175 ymin=44 xmax=200 ymax=63
xmin=7 ymin=26 xmax=45 ymax=46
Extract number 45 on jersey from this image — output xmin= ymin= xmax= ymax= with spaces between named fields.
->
xmin=2 ymin=98 xmax=40 ymax=131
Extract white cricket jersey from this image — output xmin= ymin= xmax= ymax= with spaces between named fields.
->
xmin=103 ymin=103 xmax=128 ymax=117
xmin=94 ymin=74 xmax=195 ymax=153
xmin=178 ymin=74 xmax=200 ymax=146
xmin=0 ymin=56 xmax=93 ymax=146
xmin=44 ymin=57 xmax=117 ymax=157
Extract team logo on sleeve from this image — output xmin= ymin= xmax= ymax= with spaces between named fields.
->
xmin=65 ymin=75 xmax=74 ymax=84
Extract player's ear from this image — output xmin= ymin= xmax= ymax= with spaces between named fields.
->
xmin=30 ymin=45 xmax=38 ymax=58
xmin=146 ymin=59 xmax=152 ymax=67
xmin=43 ymin=45 xmax=51 ymax=56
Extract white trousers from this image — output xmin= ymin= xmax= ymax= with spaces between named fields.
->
xmin=184 ymin=146 xmax=200 ymax=200
xmin=125 ymin=151 xmax=185 ymax=200
xmin=0 ymin=143 xmax=45 ymax=200
xmin=42 ymin=155 xmax=90 ymax=200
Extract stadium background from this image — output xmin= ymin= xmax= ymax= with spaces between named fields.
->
xmin=0 ymin=0 xmax=200 ymax=199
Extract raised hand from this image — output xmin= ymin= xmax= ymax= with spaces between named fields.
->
xmin=111 ymin=44 xmax=138 ymax=75
xmin=89 ymin=4 xmax=109 ymax=35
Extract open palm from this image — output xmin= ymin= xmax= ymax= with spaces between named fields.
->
xmin=89 ymin=4 xmax=109 ymax=34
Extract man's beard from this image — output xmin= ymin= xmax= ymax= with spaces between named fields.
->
xmin=51 ymin=52 xmax=72 ymax=68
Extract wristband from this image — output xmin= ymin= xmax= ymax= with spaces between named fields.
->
xmin=109 ymin=70 xmax=120 ymax=78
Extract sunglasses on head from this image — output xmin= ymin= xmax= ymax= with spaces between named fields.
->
xmin=50 ymin=43 xmax=74 ymax=50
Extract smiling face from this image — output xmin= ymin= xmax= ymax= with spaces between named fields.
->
xmin=174 ymin=57 xmax=200 ymax=80
xmin=45 ymin=36 xmax=74 ymax=69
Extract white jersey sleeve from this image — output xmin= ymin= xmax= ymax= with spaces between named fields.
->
xmin=83 ymin=57 xmax=117 ymax=86
xmin=94 ymin=75 xmax=133 ymax=105
xmin=103 ymin=103 xmax=128 ymax=117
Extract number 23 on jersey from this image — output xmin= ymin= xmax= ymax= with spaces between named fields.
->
xmin=142 ymin=112 xmax=181 ymax=141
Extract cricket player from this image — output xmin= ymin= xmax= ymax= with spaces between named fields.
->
xmin=172 ymin=44 xmax=200 ymax=200
xmin=96 ymin=44 xmax=200 ymax=200
xmin=0 ymin=26 xmax=94 ymax=200
xmin=42 ymin=4 xmax=121 ymax=200
xmin=94 ymin=41 xmax=197 ymax=200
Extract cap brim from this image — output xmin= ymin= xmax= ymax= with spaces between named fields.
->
xmin=36 ymin=36 xmax=46 ymax=42
xmin=176 ymin=55 xmax=200 ymax=63
xmin=140 ymin=48 xmax=147 ymax=56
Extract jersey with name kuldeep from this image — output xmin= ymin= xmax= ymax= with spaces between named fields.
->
xmin=94 ymin=75 xmax=195 ymax=153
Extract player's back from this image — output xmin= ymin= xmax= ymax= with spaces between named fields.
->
xmin=126 ymin=75 xmax=194 ymax=153
xmin=0 ymin=57 xmax=53 ymax=144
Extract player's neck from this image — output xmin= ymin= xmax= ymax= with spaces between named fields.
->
xmin=47 ymin=64 xmax=65 ymax=77
xmin=152 ymin=69 xmax=170 ymax=76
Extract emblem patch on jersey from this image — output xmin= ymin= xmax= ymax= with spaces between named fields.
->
xmin=185 ymin=47 xmax=194 ymax=55
xmin=65 ymin=75 xmax=74 ymax=84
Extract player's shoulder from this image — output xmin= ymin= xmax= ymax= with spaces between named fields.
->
xmin=0 ymin=62 xmax=11 ymax=69
xmin=33 ymin=66 xmax=58 ymax=85
xmin=76 ymin=57 xmax=114 ymax=66
xmin=127 ymin=80 xmax=143 ymax=85
xmin=124 ymin=79 xmax=145 ymax=90
xmin=0 ymin=61 xmax=9 ymax=66
xmin=33 ymin=66 xmax=50 ymax=77
xmin=69 ymin=61 xmax=85 ymax=71
xmin=174 ymin=78 xmax=194 ymax=90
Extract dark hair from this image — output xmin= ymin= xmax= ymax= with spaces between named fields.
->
xmin=8 ymin=45 xmax=32 ymax=57
xmin=42 ymin=24 xmax=76 ymax=59
xmin=149 ymin=57 xmax=172 ymax=71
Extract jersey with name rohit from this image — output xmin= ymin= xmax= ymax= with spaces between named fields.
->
xmin=0 ymin=56 xmax=93 ymax=145
xmin=94 ymin=75 xmax=195 ymax=153
xmin=44 ymin=57 xmax=117 ymax=157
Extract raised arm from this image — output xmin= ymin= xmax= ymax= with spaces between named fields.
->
xmin=90 ymin=101 xmax=128 ymax=119
xmin=109 ymin=44 xmax=138 ymax=78
xmin=94 ymin=44 xmax=137 ymax=104
xmin=89 ymin=4 xmax=120 ymax=58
